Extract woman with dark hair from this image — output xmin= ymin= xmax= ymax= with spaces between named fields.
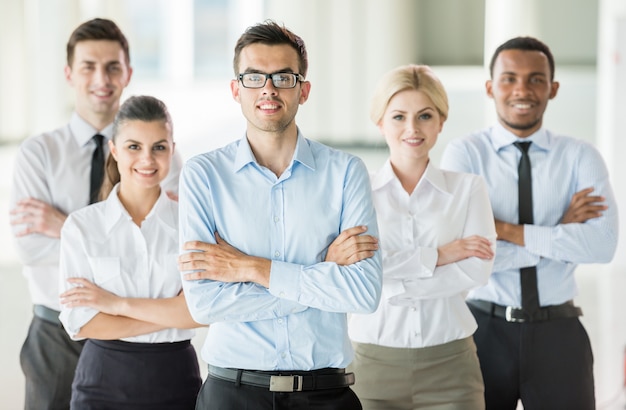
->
xmin=58 ymin=96 xmax=201 ymax=409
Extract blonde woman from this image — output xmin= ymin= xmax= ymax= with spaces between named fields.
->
xmin=345 ymin=65 xmax=496 ymax=409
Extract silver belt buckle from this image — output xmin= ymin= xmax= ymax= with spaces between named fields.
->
xmin=269 ymin=375 xmax=303 ymax=392
xmin=505 ymin=306 xmax=525 ymax=322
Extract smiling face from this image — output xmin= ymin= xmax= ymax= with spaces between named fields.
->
xmin=487 ymin=49 xmax=559 ymax=138
xmin=230 ymin=43 xmax=310 ymax=139
xmin=109 ymin=119 xmax=173 ymax=194
xmin=379 ymin=89 xmax=444 ymax=166
xmin=65 ymin=40 xmax=133 ymax=130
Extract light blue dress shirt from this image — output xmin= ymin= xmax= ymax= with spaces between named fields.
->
xmin=440 ymin=123 xmax=618 ymax=307
xmin=179 ymin=131 xmax=382 ymax=371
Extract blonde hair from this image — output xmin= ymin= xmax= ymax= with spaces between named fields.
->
xmin=370 ymin=64 xmax=449 ymax=126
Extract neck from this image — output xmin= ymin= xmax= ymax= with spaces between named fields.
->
xmin=247 ymin=129 xmax=298 ymax=177
xmin=117 ymin=185 xmax=161 ymax=226
xmin=77 ymin=109 xmax=116 ymax=132
xmin=390 ymin=156 xmax=429 ymax=194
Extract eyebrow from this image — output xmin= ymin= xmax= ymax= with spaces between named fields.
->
xmin=242 ymin=67 xmax=296 ymax=74
xmin=500 ymin=71 xmax=547 ymax=77
xmin=390 ymin=107 xmax=435 ymax=114
xmin=122 ymin=139 xmax=169 ymax=145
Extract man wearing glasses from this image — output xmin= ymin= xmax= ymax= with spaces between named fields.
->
xmin=177 ymin=20 xmax=382 ymax=409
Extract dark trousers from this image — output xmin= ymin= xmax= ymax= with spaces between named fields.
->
xmin=196 ymin=374 xmax=362 ymax=410
xmin=469 ymin=304 xmax=595 ymax=410
xmin=20 ymin=316 xmax=84 ymax=410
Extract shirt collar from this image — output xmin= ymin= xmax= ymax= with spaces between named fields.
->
xmin=371 ymin=159 xmax=450 ymax=195
xmin=103 ymin=184 xmax=175 ymax=234
xmin=69 ymin=112 xmax=114 ymax=147
xmin=491 ymin=122 xmax=551 ymax=152
xmin=233 ymin=128 xmax=315 ymax=173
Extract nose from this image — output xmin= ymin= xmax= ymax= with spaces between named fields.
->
xmin=93 ymin=66 xmax=111 ymax=85
xmin=262 ymin=77 xmax=278 ymax=95
xmin=512 ymin=79 xmax=530 ymax=96
xmin=140 ymin=148 xmax=155 ymax=162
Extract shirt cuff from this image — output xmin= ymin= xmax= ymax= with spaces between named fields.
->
xmin=268 ymin=260 xmax=301 ymax=302
xmin=524 ymin=224 xmax=553 ymax=257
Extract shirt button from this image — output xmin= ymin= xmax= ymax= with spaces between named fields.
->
xmin=281 ymin=352 xmax=286 ymax=358
xmin=274 ymin=251 xmax=280 ymax=257
xmin=277 ymin=318 xmax=283 ymax=324
xmin=274 ymin=216 xmax=280 ymax=222
xmin=279 ymin=292 xmax=286 ymax=297
xmin=412 ymin=307 xmax=417 ymax=312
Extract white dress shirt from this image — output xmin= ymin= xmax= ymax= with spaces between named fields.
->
xmin=59 ymin=185 xmax=193 ymax=343
xmin=10 ymin=112 xmax=182 ymax=310
xmin=349 ymin=160 xmax=496 ymax=348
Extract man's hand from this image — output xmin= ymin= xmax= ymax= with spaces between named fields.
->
xmin=494 ymin=220 xmax=525 ymax=246
xmin=60 ymin=277 xmax=124 ymax=316
xmin=325 ymin=226 xmax=378 ymax=266
xmin=179 ymin=232 xmax=271 ymax=287
xmin=561 ymin=187 xmax=607 ymax=224
xmin=10 ymin=198 xmax=67 ymax=238
xmin=437 ymin=235 xmax=494 ymax=266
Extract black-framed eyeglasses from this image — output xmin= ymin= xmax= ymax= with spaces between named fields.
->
xmin=238 ymin=72 xmax=304 ymax=89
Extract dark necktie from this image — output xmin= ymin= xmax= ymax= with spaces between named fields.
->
xmin=513 ymin=141 xmax=540 ymax=315
xmin=89 ymin=134 xmax=105 ymax=204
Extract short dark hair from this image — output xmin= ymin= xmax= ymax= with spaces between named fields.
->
xmin=66 ymin=18 xmax=130 ymax=66
xmin=489 ymin=36 xmax=555 ymax=81
xmin=233 ymin=20 xmax=308 ymax=77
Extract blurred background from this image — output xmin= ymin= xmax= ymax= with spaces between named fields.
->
xmin=1 ymin=0 xmax=626 ymax=408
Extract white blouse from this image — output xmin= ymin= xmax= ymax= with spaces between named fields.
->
xmin=59 ymin=185 xmax=194 ymax=343
xmin=349 ymin=160 xmax=496 ymax=348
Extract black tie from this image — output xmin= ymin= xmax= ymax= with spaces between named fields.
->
xmin=513 ymin=141 xmax=540 ymax=316
xmin=89 ymin=134 xmax=105 ymax=204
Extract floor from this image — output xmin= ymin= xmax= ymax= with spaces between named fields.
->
xmin=1 ymin=143 xmax=625 ymax=409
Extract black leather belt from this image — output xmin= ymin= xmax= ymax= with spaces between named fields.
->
xmin=468 ymin=299 xmax=582 ymax=323
xmin=33 ymin=305 xmax=61 ymax=324
xmin=207 ymin=365 xmax=355 ymax=392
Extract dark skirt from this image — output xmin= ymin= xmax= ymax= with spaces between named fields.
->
xmin=71 ymin=339 xmax=201 ymax=410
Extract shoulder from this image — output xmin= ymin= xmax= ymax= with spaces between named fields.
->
xmin=306 ymin=139 xmax=366 ymax=169
xmin=17 ymin=125 xmax=74 ymax=163
xmin=18 ymin=125 xmax=66 ymax=151
xmin=185 ymin=140 xmax=238 ymax=168
xmin=546 ymin=132 xmax=606 ymax=162
xmin=448 ymin=127 xmax=493 ymax=150
xmin=438 ymin=166 xmax=485 ymax=190
xmin=63 ymin=202 xmax=107 ymax=234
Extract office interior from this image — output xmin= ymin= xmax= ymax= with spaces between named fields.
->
xmin=1 ymin=0 xmax=626 ymax=408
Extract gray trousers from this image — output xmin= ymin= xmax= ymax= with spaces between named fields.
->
xmin=20 ymin=315 xmax=83 ymax=410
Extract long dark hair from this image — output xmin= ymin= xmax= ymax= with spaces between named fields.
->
xmin=99 ymin=96 xmax=173 ymax=200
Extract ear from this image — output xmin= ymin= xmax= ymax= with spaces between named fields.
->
xmin=108 ymin=139 xmax=118 ymax=161
xmin=485 ymin=79 xmax=494 ymax=99
xmin=230 ymin=79 xmax=241 ymax=103
xmin=549 ymin=80 xmax=559 ymax=100
xmin=125 ymin=66 xmax=134 ymax=87
xmin=299 ymin=81 xmax=311 ymax=105
xmin=64 ymin=65 xmax=73 ymax=86
xmin=376 ymin=120 xmax=385 ymax=137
